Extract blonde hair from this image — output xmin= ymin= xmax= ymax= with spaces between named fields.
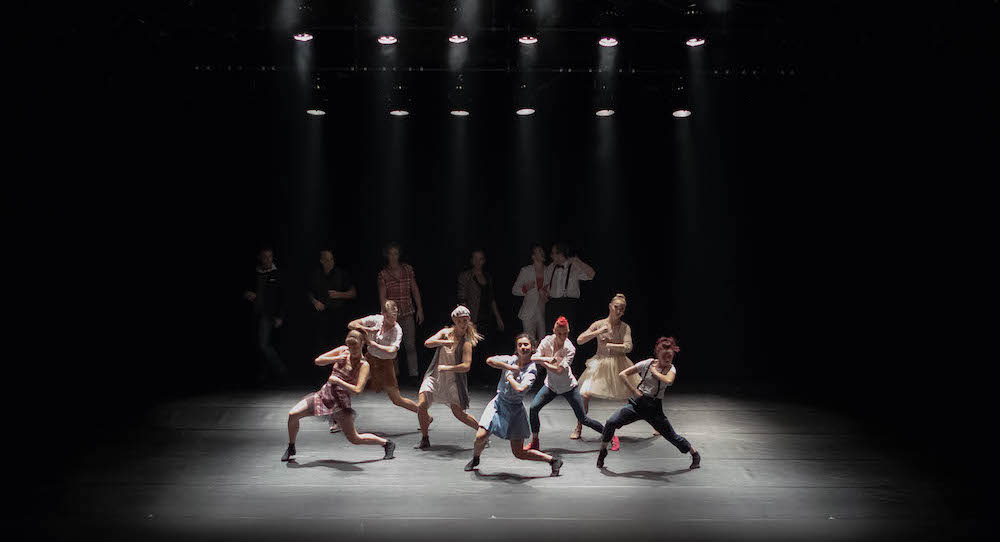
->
xmin=452 ymin=321 xmax=484 ymax=347
xmin=383 ymin=300 xmax=399 ymax=317
xmin=345 ymin=329 xmax=367 ymax=354
xmin=611 ymin=293 xmax=627 ymax=305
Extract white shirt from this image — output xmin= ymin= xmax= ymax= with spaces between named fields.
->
xmin=512 ymin=264 xmax=545 ymax=320
xmin=544 ymin=261 xmax=592 ymax=299
xmin=536 ymin=334 xmax=577 ymax=393
xmin=634 ymin=359 xmax=676 ymax=399
xmin=360 ymin=315 xmax=402 ymax=360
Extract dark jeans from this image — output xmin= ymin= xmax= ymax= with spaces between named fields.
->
xmin=256 ymin=314 xmax=287 ymax=380
xmin=529 ymin=385 xmax=604 ymax=435
xmin=602 ymin=397 xmax=691 ymax=453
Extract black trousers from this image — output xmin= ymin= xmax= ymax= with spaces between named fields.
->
xmin=602 ymin=397 xmax=692 ymax=454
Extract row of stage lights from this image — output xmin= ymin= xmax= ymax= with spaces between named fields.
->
xmin=293 ymin=33 xmax=706 ymax=48
xmin=296 ymin=31 xmax=701 ymax=119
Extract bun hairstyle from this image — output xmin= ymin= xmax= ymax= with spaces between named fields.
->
xmin=555 ymin=316 xmax=570 ymax=329
xmin=654 ymin=336 xmax=680 ymax=355
xmin=611 ymin=293 xmax=627 ymax=304
xmin=346 ymin=329 xmax=368 ymax=355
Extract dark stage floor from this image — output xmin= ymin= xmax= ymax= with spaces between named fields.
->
xmin=38 ymin=384 xmax=979 ymax=541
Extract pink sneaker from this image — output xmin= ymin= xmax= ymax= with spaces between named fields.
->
xmin=610 ymin=435 xmax=620 ymax=451
xmin=523 ymin=438 xmax=540 ymax=451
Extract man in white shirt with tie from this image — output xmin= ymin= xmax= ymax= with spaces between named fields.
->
xmin=543 ymin=243 xmax=596 ymax=340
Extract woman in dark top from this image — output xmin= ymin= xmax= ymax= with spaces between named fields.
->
xmin=457 ymin=249 xmax=505 ymax=376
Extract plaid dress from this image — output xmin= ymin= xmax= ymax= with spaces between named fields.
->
xmin=310 ymin=356 xmax=364 ymax=417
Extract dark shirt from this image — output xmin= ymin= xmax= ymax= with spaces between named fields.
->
xmin=253 ymin=266 xmax=283 ymax=318
xmin=309 ymin=266 xmax=355 ymax=310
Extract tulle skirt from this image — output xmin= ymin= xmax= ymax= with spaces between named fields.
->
xmin=577 ymin=355 xmax=641 ymax=400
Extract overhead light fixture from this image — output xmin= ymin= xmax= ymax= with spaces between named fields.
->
xmin=670 ymin=77 xmax=691 ymax=118
xmin=518 ymin=35 xmax=538 ymax=45
xmin=386 ymin=81 xmax=411 ymax=117
xmin=598 ymin=37 xmax=618 ymax=47
xmin=595 ymin=109 xmax=615 ymax=117
xmin=448 ymin=74 xmax=472 ymax=117
xmin=686 ymin=37 xmax=706 ymax=47
xmin=306 ymin=109 xmax=326 ymax=116
xmin=377 ymin=35 xmax=397 ymax=45
xmin=682 ymin=2 xmax=707 ymax=49
xmin=293 ymin=33 xmax=313 ymax=42
xmin=450 ymin=110 xmax=470 ymax=116
xmin=449 ymin=35 xmax=469 ymax=44
xmin=516 ymin=108 xmax=536 ymax=116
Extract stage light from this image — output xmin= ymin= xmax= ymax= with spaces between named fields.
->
xmin=669 ymin=77 xmax=691 ymax=118
xmin=686 ymin=37 xmax=706 ymax=47
xmin=386 ymin=80 xmax=412 ymax=116
xmin=306 ymin=109 xmax=326 ymax=116
xmin=377 ymin=35 xmax=397 ymax=45
xmin=389 ymin=109 xmax=409 ymax=116
xmin=595 ymin=109 xmax=615 ymax=117
xmin=682 ymin=2 xmax=707 ymax=49
xmin=672 ymin=109 xmax=692 ymax=118
xmin=516 ymin=108 xmax=536 ymax=116
xmin=450 ymin=110 xmax=470 ymax=116
xmin=294 ymin=33 xmax=313 ymax=42
xmin=449 ymin=35 xmax=469 ymax=44
xmin=598 ymin=37 xmax=618 ymax=47
xmin=518 ymin=35 xmax=538 ymax=45
xmin=448 ymin=74 xmax=472 ymax=117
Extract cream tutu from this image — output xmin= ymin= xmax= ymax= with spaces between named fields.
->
xmin=577 ymin=319 xmax=640 ymax=400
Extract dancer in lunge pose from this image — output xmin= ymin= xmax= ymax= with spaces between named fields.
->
xmin=281 ymin=330 xmax=396 ymax=462
xmin=465 ymin=333 xmax=564 ymax=476
xmin=573 ymin=293 xmax=639 ymax=449
xmin=524 ymin=316 xmax=606 ymax=451
xmin=413 ymin=306 xmax=483 ymax=449
xmin=596 ymin=336 xmax=700 ymax=470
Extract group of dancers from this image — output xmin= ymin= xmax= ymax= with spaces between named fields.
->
xmin=281 ymin=294 xmax=701 ymax=475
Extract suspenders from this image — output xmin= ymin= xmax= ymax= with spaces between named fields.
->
xmin=547 ymin=263 xmax=573 ymax=297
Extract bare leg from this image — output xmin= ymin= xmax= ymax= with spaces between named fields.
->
xmin=335 ymin=412 xmax=387 ymax=446
xmin=450 ymin=403 xmax=480 ymax=431
xmin=417 ymin=392 xmax=432 ymax=437
xmin=473 ymin=427 xmax=490 ymax=456
xmin=510 ymin=439 xmax=552 ymax=462
xmin=385 ymin=386 xmax=419 ymax=413
xmin=287 ymin=398 xmax=311 ymax=444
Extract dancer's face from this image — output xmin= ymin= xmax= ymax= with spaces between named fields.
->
xmin=550 ymin=247 xmax=566 ymax=264
xmin=553 ymin=324 xmax=570 ymax=345
xmin=452 ymin=315 xmax=469 ymax=334
xmin=259 ymin=250 xmax=274 ymax=268
xmin=386 ymin=247 xmax=400 ymax=266
xmin=347 ymin=340 xmax=363 ymax=358
xmin=516 ymin=337 xmax=534 ymax=359
xmin=656 ymin=347 xmax=676 ymax=364
xmin=531 ymin=246 xmax=545 ymax=263
xmin=608 ymin=299 xmax=626 ymax=321
xmin=382 ymin=311 xmax=397 ymax=328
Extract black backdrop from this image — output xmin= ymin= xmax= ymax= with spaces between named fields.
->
xmin=31 ymin=3 xmax=996 ymax=494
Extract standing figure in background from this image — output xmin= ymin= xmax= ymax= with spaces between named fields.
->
xmin=308 ymin=248 xmax=356 ymax=356
xmin=543 ymin=243 xmax=596 ymax=352
xmin=512 ymin=243 xmax=548 ymax=342
xmin=465 ymin=333 xmax=564 ymax=476
xmin=414 ymin=306 xmax=483 ymax=450
xmin=596 ymin=336 xmax=700 ymax=470
xmin=457 ymin=248 xmax=505 ymax=379
xmin=377 ymin=242 xmax=425 ymax=383
xmin=573 ymin=293 xmax=640 ymax=447
xmin=243 ymin=247 xmax=286 ymax=385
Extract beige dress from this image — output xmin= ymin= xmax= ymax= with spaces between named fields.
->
xmin=577 ymin=319 xmax=641 ymax=400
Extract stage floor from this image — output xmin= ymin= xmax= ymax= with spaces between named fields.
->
xmin=39 ymin=385 xmax=977 ymax=541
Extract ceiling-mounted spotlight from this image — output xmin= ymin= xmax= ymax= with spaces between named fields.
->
xmin=596 ymin=2 xmax=623 ymax=48
xmin=670 ymin=78 xmax=691 ymax=118
xmin=377 ymin=35 xmax=398 ymax=45
xmin=514 ymin=2 xmax=539 ymax=45
xmin=448 ymin=74 xmax=471 ymax=116
xmin=515 ymin=81 xmax=536 ymax=116
xmin=307 ymin=73 xmax=328 ymax=117
xmin=683 ymin=2 xmax=708 ymax=47
xmin=593 ymin=81 xmax=615 ymax=117
xmin=293 ymin=33 xmax=313 ymax=42
xmin=386 ymin=81 xmax=411 ymax=117
xmin=449 ymin=35 xmax=469 ymax=44
xmin=306 ymin=109 xmax=326 ymax=116
xmin=598 ymin=37 xmax=618 ymax=47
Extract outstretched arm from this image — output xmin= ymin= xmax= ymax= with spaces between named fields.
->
xmin=424 ymin=327 xmax=454 ymax=348
xmin=486 ymin=356 xmax=519 ymax=372
xmin=315 ymin=346 xmax=349 ymax=366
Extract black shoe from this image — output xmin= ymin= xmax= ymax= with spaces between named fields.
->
xmin=596 ymin=448 xmax=608 ymax=469
xmin=464 ymin=456 xmax=480 ymax=471
xmin=414 ymin=436 xmax=430 ymax=449
xmin=689 ymin=450 xmax=701 ymax=469
xmin=281 ymin=443 xmax=296 ymax=462
xmin=549 ymin=457 xmax=564 ymax=476
xmin=383 ymin=440 xmax=396 ymax=460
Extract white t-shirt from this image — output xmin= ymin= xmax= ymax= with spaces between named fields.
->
xmin=544 ymin=262 xmax=592 ymax=299
xmin=360 ymin=315 xmax=402 ymax=360
xmin=634 ymin=359 xmax=676 ymax=399
xmin=536 ymin=334 xmax=577 ymax=393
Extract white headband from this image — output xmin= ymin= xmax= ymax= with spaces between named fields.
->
xmin=451 ymin=305 xmax=471 ymax=318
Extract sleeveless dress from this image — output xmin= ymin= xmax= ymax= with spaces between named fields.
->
xmin=418 ymin=335 xmax=471 ymax=410
xmin=307 ymin=353 xmax=365 ymax=417
xmin=577 ymin=319 xmax=641 ymax=400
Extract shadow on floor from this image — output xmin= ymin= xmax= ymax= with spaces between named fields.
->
xmin=286 ymin=458 xmax=384 ymax=471
xmin=599 ymin=467 xmax=692 ymax=481
xmin=471 ymin=470 xmax=551 ymax=483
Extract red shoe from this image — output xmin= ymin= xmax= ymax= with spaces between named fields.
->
xmin=523 ymin=438 xmax=540 ymax=451
xmin=610 ymin=435 xmax=620 ymax=451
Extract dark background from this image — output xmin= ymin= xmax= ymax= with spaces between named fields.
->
xmin=29 ymin=1 xmax=995 ymax=502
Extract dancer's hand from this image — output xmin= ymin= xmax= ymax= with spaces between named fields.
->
xmin=312 ymin=300 xmax=325 ymax=311
xmin=416 ymin=308 xmax=425 ymax=325
xmin=243 ymin=291 xmax=256 ymax=302
xmin=496 ymin=316 xmax=505 ymax=332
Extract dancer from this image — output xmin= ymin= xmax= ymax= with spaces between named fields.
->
xmin=596 ymin=336 xmax=701 ymax=469
xmin=512 ymin=243 xmax=548 ymax=342
xmin=377 ymin=242 xmax=425 ymax=382
xmin=414 ymin=306 xmax=483 ymax=449
xmin=464 ymin=333 xmax=564 ymax=476
xmin=281 ymin=330 xmax=396 ymax=462
xmin=342 ymin=301 xmax=421 ymax=432
xmin=573 ymin=293 xmax=640 ymax=448
xmin=524 ymin=316 xmax=607 ymax=451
